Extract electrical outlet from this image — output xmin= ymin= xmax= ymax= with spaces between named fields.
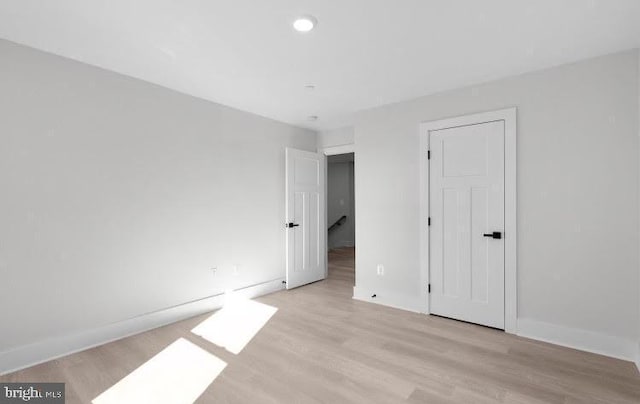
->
xmin=232 ymin=265 xmax=239 ymax=275
xmin=376 ymin=264 xmax=384 ymax=276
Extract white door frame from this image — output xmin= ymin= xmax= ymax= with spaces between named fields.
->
xmin=320 ymin=144 xmax=355 ymax=280
xmin=321 ymin=144 xmax=355 ymax=156
xmin=419 ymin=108 xmax=517 ymax=334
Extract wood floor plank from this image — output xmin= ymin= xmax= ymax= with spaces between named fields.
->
xmin=1 ymin=247 xmax=638 ymax=403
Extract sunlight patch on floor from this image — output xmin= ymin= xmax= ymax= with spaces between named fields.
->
xmin=191 ymin=293 xmax=278 ymax=354
xmin=92 ymin=338 xmax=226 ymax=404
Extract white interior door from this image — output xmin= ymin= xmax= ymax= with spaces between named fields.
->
xmin=429 ymin=121 xmax=505 ymax=329
xmin=285 ymin=148 xmax=326 ymax=289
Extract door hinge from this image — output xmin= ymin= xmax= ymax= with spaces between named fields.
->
xmin=428 ymin=284 xmax=431 ymax=294
xmin=428 ymin=217 xmax=431 ymax=226
xmin=427 ymin=150 xmax=431 ymax=160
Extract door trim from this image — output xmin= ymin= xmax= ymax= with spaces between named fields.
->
xmin=320 ymin=144 xmax=355 ymax=281
xmin=321 ymin=143 xmax=354 ymax=156
xmin=419 ymin=108 xmax=517 ymax=334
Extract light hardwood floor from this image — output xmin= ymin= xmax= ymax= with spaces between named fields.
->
xmin=2 ymin=247 xmax=639 ymax=403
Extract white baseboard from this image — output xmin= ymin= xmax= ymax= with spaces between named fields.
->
xmin=517 ymin=318 xmax=637 ymax=362
xmin=0 ymin=278 xmax=285 ymax=376
xmin=349 ymin=289 xmax=638 ymax=365
xmin=352 ymin=286 xmax=425 ymax=313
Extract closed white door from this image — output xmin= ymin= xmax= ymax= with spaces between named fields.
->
xmin=285 ymin=148 xmax=326 ymax=289
xmin=429 ymin=121 xmax=505 ymax=329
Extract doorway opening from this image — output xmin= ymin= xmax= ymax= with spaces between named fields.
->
xmin=327 ymin=152 xmax=355 ymax=287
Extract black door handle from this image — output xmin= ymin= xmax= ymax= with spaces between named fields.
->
xmin=483 ymin=232 xmax=502 ymax=239
xmin=286 ymin=222 xmax=300 ymax=228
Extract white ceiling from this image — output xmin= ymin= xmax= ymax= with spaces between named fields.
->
xmin=1 ymin=1 xmax=639 ymax=130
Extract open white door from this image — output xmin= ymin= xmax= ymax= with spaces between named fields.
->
xmin=430 ymin=121 xmax=505 ymax=329
xmin=285 ymin=148 xmax=326 ymax=289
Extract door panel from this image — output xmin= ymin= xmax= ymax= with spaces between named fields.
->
xmin=286 ymin=148 xmax=326 ymax=289
xmin=430 ymin=121 xmax=505 ymax=329
xmin=441 ymin=188 xmax=461 ymax=297
xmin=470 ymin=187 xmax=489 ymax=303
xmin=293 ymin=191 xmax=305 ymax=272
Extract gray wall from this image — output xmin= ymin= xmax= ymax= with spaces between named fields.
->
xmin=318 ymin=127 xmax=354 ymax=150
xmin=327 ymin=160 xmax=355 ymax=249
xmin=353 ymin=50 xmax=639 ymax=343
xmin=0 ymin=39 xmax=316 ymax=352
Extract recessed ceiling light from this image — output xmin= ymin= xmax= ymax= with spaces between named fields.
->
xmin=293 ymin=15 xmax=317 ymax=32
xmin=307 ymin=115 xmax=318 ymax=121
